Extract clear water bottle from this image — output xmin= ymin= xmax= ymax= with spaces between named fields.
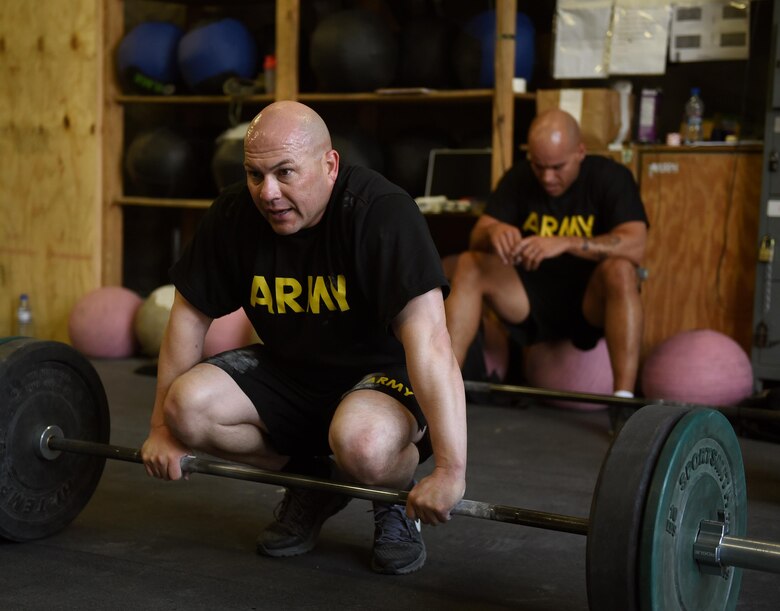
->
xmin=15 ymin=293 xmax=34 ymax=337
xmin=684 ymin=87 xmax=704 ymax=144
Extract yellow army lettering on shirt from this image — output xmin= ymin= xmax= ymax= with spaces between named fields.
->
xmin=249 ymin=274 xmax=350 ymax=314
xmin=522 ymin=212 xmax=594 ymax=237
xmin=365 ymin=375 xmax=415 ymax=397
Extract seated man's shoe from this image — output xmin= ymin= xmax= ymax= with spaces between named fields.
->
xmin=371 ymin=501 xmax=426 ymax=575
xmin=257 ymin=486 xmax=350 ymax=557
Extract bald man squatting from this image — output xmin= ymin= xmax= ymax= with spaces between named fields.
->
xmin=141 ymin=101 xmax=466 ymax=576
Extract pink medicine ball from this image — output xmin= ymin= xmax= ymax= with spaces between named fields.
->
xmin=641 ymin=329 xmax=753 ymax=406
xmin=523 ymin=338 xmax=613 ymax=411
xmin=69 ymin=287 xmax=143 ymax=358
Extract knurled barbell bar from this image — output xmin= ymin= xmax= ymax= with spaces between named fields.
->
xmin=2 ymin=337 xmax=780 ymax=611
xmin=463 ymin=379 xmax=780 ymax=426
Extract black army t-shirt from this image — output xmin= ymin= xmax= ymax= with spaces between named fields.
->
xmin=486 ymin=155 xmax=647 ymax=279
xmin=170 ymin=165 xmax=448 ymax=388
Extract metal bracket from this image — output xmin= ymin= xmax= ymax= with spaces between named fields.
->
xmin=694 ymin=512 xmax=732 ymax=579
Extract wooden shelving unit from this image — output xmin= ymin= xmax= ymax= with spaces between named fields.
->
xmin=100 ymin=0 xmax=531 ymax=285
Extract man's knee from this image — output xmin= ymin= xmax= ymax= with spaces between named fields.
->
xmin=329 ymin=421 xmax=394 ymax=484
xmin=330 ymin=396 xmax=415 ymax=484
xmin=163 ymin=376 xmax=210 ymax=443
xmin=596 ymin=257 xmax=642 ymax=295
xmin=451 ymin=250 xmax=482 ymax=283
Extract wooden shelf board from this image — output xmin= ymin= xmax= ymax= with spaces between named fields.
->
xmin=115 ymin=91 xmax=536 ymax=105
xmin=117 ymin=196 xmax=212 ymax=209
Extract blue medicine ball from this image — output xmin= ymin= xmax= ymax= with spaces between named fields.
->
xmin=116 ymin=21 xmax=184 ymax=95
xmin=178 ymin=18 xmax=258 ymax=94
xmin=455 ymin=10 xmax=535 ymax=89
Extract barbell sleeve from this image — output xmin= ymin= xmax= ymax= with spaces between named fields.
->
xmin=719 ymin=535 xmax=780 ymax=574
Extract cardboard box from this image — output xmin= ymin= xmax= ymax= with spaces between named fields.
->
xmin=536 ymin=89 xmax=634 ymax=150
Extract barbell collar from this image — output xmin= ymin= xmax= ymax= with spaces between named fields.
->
xmin=694 ymin=518 xmax=780 ymax=575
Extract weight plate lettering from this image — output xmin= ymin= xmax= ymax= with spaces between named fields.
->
xmin=640 ymin=408 xmax=747 ymax=611
xmin=0 ymin=338 xmax=110 ymax=541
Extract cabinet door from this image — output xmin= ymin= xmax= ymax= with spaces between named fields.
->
xmin=638 ymin=149 xmax=761 ymax=359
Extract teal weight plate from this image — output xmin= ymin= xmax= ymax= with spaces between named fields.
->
xmin=640 ymin=408 xmax=747 ymax=611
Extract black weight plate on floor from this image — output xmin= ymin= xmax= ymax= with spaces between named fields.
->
xmin=0 ymin=338 xmax=110 ymax=541
xmin=586 ymin=404 xmax=690 ymax=611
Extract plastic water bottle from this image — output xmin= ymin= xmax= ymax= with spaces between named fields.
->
xmin=684 ymin=88 xmax=704 ymax=144
xmin=15 ymin=293 xmax=34 ymax=337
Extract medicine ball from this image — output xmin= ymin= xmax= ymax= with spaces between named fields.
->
xmin=212 ymin=122 xmax=250 ymax=191
xmin=134 ymin=284 xmax=176 ymax=357
xmin=125 ymin=127 xmax=200 ymax=198
xmin=640 ymin=329 xmax=754 ymax=406
xmin=310 ymin=9 xmax=398 ymax=92
xmin=69 ymin=287 xmax=143 ymax=359
xmin=397 ymin=17 xmax=456 ymax=89
xmin=523 ymin=338 xmax=613 ymax=411
xmin=203 ymin=309 xmax=255 ymax=358
xmin=454 ymin=10 xmax=536 ymax=89
xmin=178 ymin=18 xmax=258 ymax=94
xmin=116 ymin=21 xmax=183 ymax=95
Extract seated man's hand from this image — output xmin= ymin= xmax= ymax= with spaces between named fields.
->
xmin=516 ymin=235 xmax=572 ymax=270
xmin=487 ymin=222 xmax=523 ymax=266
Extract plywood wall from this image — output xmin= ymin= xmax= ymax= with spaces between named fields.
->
xmin=0 ymin=0 xmax=102 ymax=341
xmin=639 ymin=148 xmax=762 ymax=359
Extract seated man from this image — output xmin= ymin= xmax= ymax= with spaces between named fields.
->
xmin=141 ymin=101 xmax=467 ymax=576
xmin=445 ymin=109 xmax=648 ymax=399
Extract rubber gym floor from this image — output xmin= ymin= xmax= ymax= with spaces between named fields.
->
xmin=1 ymin=357 xmax=779 ymax=610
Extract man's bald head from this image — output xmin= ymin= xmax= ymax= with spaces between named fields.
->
xmin=245 ymin=100 xmax=332 ymax=156
xmin=528 ymin=109 xmax=582 ymax=154
xmin=526 ymin=109 xmax=586 ymax=198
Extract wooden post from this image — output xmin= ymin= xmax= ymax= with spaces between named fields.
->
xmin=101 ymin=0 xmax=124 ymax=286
xmin=492 ymin=0 xmax=517 ymax=189
xmin=275 ymin=0 xmax=300 ymax=101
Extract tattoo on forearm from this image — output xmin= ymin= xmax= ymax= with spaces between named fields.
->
xmin=582 ymin=235 xmax=621 ymax=259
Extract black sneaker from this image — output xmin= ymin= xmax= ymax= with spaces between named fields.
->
xmin=256 ymin=487 xmax=350 ymax=557
xmin=371 ymin=501 xmax=426 ymax=575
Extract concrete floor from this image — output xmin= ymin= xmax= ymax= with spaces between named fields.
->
xmin=1 ymin=357 xmax=779 ymax=610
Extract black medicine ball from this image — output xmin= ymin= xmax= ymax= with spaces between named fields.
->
xmin=310 ymin=9 xmax=398 ymax=92
xmin=125 ymin=127 xmax=203 ymax=198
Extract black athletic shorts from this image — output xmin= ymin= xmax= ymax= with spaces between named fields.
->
xmin=203 ymin=345 xmax=432 ymax=462
xmin=508 ymin=260 xmax=603 ymax=351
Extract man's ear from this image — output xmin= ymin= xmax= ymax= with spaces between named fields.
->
xmin=325 ymin=148 xmax=339 ymax=182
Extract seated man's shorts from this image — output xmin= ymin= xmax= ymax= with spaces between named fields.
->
xmin=510 ymin=260 xmax=603 ymax=351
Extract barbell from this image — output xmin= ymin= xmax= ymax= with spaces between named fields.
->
xmin=2 ymin=337 xmax=780 ymax=611
xmin=463 ymin=379 xmax=780 ymax=426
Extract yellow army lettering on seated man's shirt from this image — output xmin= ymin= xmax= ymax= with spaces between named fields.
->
xmin=522 ymin=212 xmax=594 ymax=237
xmin=250 ymin=274 xmax=350 ymax=314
